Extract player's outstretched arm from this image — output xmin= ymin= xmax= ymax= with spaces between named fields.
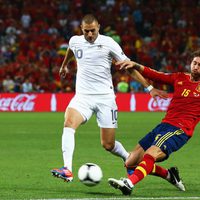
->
xmin=115 ymin=61 xmax=168 ymax=99
xmin=116 ymin=60 xmax=145 ymax=72
xmin=59 ymin=48 xmax=75 ymax=78
xmin=129 ymin=70 xmax=168 ymax=99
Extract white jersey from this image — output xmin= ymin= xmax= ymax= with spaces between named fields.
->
xmin=69 ymin=34 xmax=129 ymax=94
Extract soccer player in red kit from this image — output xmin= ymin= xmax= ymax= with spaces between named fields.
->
xmin=108 ymin=50 xmax=200 ymax=195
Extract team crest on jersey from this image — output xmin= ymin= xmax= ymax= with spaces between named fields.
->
xmin=193 ymin=92 xmax=199 ymax=97
xmin=98 ymin=45 xmax=102 ymax=49
xmin=195 ymin=83 xmax=200 ymax=92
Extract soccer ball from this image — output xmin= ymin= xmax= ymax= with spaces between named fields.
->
xmin=78 ymin=163 xmax=103 ymax=186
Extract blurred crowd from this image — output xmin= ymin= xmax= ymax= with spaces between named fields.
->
xmin=1 ymin=0 xmax=200 ymax=93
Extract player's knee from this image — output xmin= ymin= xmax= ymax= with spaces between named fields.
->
xmin=102 ymin=142 xmax=114 ymax=151
xmin=64 ymin=118 xmax=75 ymax=128
xmin=145 ymin=146 xmax=166 ymax=161
xmin=125 ymin=158 xmax=138 ymax=167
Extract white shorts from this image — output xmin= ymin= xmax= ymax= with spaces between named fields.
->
xmin=67 ymin=93 xmax=118 ymax=128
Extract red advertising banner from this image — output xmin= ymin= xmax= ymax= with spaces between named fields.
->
xmin=0 ymin=93 xmax=52 ymax=112
xmin=0 ymin=93 xmax=172 ymax=112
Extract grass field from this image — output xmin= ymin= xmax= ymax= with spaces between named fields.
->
xmin=0 ymin=112 xmax=200 ymax=200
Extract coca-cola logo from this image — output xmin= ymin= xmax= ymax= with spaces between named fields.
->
xmin=148 ymin=97 xmax=172 ymax=111
xmin=0 ymin=94 xmax=36 ymax=111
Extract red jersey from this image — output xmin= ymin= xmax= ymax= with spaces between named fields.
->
xmin=142 ymin=67 xmax=200 ymax=137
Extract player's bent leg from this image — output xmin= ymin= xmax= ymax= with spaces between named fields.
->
xmin=111 ymin=141 xmax=130 ymax=161
xmin=51 ymin=167 xmax=73 ymax=182
xmin=101 ymin=128 xmax=129 ymax=161
xmin=145 ymin=147 xmax=186 ymax=191
xmin=167 ymin=167 xmax=185 ymax=191
xmin=108 ymin=177 xmax=134 ymax=195
xmin=100 ymin=128 xmax=115 ymax=150
xmin=125 ymin=144 xmax=145 ymax=177
xmin=125 ymin=144 xmax=145 ymax=165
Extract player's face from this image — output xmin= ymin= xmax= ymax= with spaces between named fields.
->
xmin=191 ymin=56 xmax=200 ymax=81
xmin=81 ymin=21 xmax=100 ymax=43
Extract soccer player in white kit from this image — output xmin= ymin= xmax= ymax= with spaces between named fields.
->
xmin=51 ymin=14 xmax=167 ymax=182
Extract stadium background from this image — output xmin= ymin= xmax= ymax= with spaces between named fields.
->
xmin=1 ymin=0 xmax=200 ymax=94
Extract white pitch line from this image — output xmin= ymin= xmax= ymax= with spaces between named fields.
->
xmin=37 ymin=197 xmax=200 ymax=200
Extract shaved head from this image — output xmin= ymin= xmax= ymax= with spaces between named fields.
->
xmin=81 ymin=14 xmax=98 ymax=25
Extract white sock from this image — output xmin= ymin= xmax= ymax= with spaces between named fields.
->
xmin=110 ymin=141 xmax=129 ymax=161
xmin=166 ymin=170 xmax=171 ymax=180
xmin=62 ymin=127 xmax=75 ymax=172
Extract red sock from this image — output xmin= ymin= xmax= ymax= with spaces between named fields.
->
xmin=151 ymin=164 xmax=168 ymax=179
xmin=129 ymin=154 xmax=155 ymax=185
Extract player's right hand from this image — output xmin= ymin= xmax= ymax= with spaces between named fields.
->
xmin=59 ymin=67 xmax=69 ymax=78
xmin=150 ymin=88 xmax=168 ymax=100
xmin=116 ymin=60 xmax=138 ymax=70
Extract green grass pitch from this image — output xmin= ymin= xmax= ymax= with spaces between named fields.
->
xmin=0 ymin=112 xmax=199 ymax=199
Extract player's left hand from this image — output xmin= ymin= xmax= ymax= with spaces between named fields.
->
xmin=150 ymin=88 xmax=168 ymax=100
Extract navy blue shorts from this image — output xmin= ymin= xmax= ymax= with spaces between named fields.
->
xmin=139 ymin=123 xmax=190 ymax=160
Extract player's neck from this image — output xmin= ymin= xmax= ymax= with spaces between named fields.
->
xmin=190 ymin=75 xmax=200 ymax=82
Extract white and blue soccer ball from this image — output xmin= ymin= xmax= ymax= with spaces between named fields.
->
xmin=78 ymin=163 xmax=103 ymax=186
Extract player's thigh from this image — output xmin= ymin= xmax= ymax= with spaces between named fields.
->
xmin=64 ymin=107 xmax=85 ymax=129
xmin=145 ymin=145 xmax=166 ymax=161
xmin=100 ymin=128 xmax=115 ymax=143
xmin=65 ymin=94 xmax=93 ymax=128
xmin=152 ymin=127 xmax=189 ymax=161
xmin=142 ymin=123 xmax=189 ymax=161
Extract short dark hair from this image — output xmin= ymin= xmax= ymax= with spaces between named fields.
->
xmin=191 ymin=50 xmax=200 ymax=59
xmin=81 ymin=14 xmax=98 ymax=24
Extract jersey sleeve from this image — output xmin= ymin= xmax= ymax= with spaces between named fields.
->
xmin=142 ymin=66 xmax=177 ymax=85
xmin=68 ymin=36 xmax=77 ymax=49
xmin=109 ymin=38 xmax=129 ymax=61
